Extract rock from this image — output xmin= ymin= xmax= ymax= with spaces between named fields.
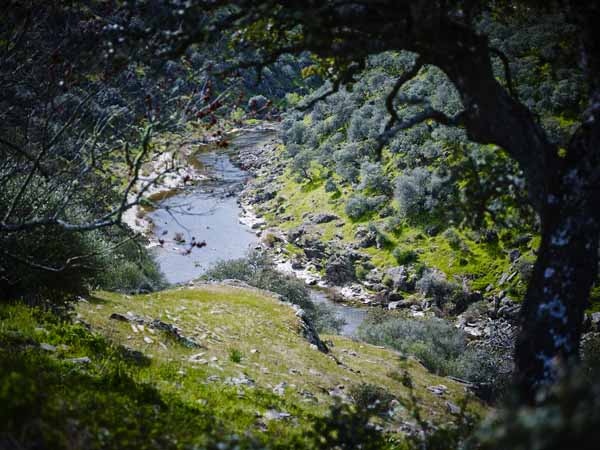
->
xmin=289 ymin=260 xmax=305 ymax=271
xmin=207 ymin=375 xmax=220 ymax=382
xmin=293 ymin=306 xmax=329 ymax=353
xmin=188 ymin=352 xmax=206 ymax=362
xmin=109 ymin=312 xmax=130 ymax=322
xmin=384 ymin=266 xmax=414 ymax=291
xmin=39 ymin=343 xmax=57 ymax=352
xmin=324 ymin=254 xmax=356 ymax=285
xmin=225 ymin=374 xmax=255 ymax=387
xmin=508 ymin=249 xmax=521 ymax=262
xmin=150 ymin=319 xmax=202 ymax=348
xmin=446 ymin=401 xmax=461 ymax=415
xmin=303 ymin=242 xmax=328 ymax=260
xmin=309 ymin=213 xmax=340 ymax=224
xmin=143 ymin=336 xmax=154 ymax=344
xmin=65 ymin=356 xmax=92 ymax=364
xmin=273 ymin=382 xmax=289 ymax=396
xmin=287 ymin=225 xmax=309 ymax=243
xmin=264 ymin=409 xmax=291 ymax=421
xmin=354 ymin=226 xmax=377 ymax=248
xmin=591 ymin=312 xmax=600 ymax=331
xmin=388 ymin=301 xmax=402 ymax=310
xmin=328 ymin=385 xmax=350 ymax=402
xmin=427 ymin=385 xmax=448 ymax=396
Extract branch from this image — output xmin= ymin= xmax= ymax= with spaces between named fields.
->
xmin=296 ymin=80 xmax=341 ymax=111
xmin=385 ymin=56 xmax=424 ymax=131
xmin=490 ymin=47 xmax=518 ymax=100
xmin=374 ymin=107 xmax=464 ymax=159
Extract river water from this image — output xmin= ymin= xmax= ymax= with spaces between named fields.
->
xmin=148 ymin=131 xmax=367 ymax=336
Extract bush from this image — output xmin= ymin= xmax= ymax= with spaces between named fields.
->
xmin=392 ymin=247 xmax=419 ymax=265
xmin=442 ymin=228 xmax=467 ymax=251
xmin=454 ymin=347 xmax=512 ymax=401
xmin=475 ymin=371 xmax=600 ymax=450
xmin=415 ymin=269 xmax=462 ymax=308
xmin=203 ymin=250 xmax=339 ymax=333
xmin=345 ymin=194 xmax=387 ymax=220
xmin=358 ymin=161 xmax=392 ymax=195
xmin=325 ymin=178 xmax=338 ymax=193
xmin=357 ymin=315 xmax=467 ymax=375
xmin=394 ymin=167 xmax=448 ymax=221
xmin=349 ymin=383 xmax=395 ymax=417
xmin=228 ymin=348 xmax=243 ymax=363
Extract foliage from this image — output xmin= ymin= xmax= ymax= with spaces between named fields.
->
xmin=202 ymin=250 xmax=342 ymax=333
xmin=357 ymin=313 xmax=467 ymax=376
xmin=474 ymin=372 xmax=600 ymax=450
xmin=415 ymin=269 xmax=463 ymax=308
xmin=349 ymin=383 xmax=395 ymax=417
xmin=345 ymin=194 xmax=387 ymax=221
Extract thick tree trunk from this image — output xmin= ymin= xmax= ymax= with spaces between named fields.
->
xmin=514 ymin=116 xmax=600 ymax=401
xmin=439 ymin=38 xmax=600 ymax=400
xmin=515 ymin=196 xmax=599 ymax=400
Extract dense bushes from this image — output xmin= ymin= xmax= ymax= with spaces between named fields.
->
xmin=475 ymin=372 xmax=600 ymax=450
xmin=345 ymin=194 xmax=388 ymax=221
xmin=357 ymin=313 xmax=467 ymax=376
xmin=357 ymin=311 xmax=511 ymax=398
xmin=202 ymin=251 xmax=344 ymax=333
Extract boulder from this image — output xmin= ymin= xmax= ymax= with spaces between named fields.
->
xmin=309 ymin=213 xmax=340 ymax=224
xmin=384 ymin=266 xmax=414 ymax=292
xmin=324 ymin=254 xmax=356 ymax=285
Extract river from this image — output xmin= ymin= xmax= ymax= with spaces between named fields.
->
xmin=148 ymin=130 xmax=367 ymax=337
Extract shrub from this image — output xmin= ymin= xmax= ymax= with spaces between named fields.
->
xmin=228 ymin=348 xmax=243 ymax=363
xmin=442 ymin=228 xmax=466 ymax=251
xmin=313 ymin=303 xmax=346 ymax=334
xmin=392 ymin=247 xmax=419 ymax=265
xmin=345 ymin=194 xmax=387 ymax=220
xmin=358 ymin=161 xmax=392 ymax=195
xmin=475 ymin=371 xmax=600 ymax=450
xmin=415 ymin=269 xmax=462 ymax=308
xmin=394 ymin=167 xmax=448 ymax=221
xmin=454 ymin=347 xmax=512 ymax=401
xmin=349 ymin=383 xmax=395 ymax=417
xmin=357 ymin=316 xmax=466 ymax=375
xmin=325 ymin=178 xmax=338 ymax=193
xmin=203 ymin=250 xmax=339 ymax=333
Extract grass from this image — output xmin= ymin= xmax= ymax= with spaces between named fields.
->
xmin=0 ymin=283 xmax=482 ymax=448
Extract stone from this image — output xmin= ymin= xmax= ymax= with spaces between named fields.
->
xmin=225 ymin=374 xmax=255 ymax=387
xmin=427 ymin=385 xmax=448 ymax=396
xmin=384 ymin=266 xmax=414 ymax=291
xmin=446 ymin=401 xmax=461 ymax=415
xmin=39 ymin=343 xmax=56 ymax=352
xmin=388 ymin=301 xmax=402 ymax=310
xmin=309 ymin=213 xmax=340 ymax=224
xmin=273 ymin=382 xmax=288 ymax=396
xmin=264 ymin=409 xmax=291 ymax=421
xmin=65 ymin=356 xmax=91 ymax=364
xmin=508 ymin=249 xmax=521 ymax=262
xmin=188 ymin=352 xmax=206 ymax=362
xmin=324 ymin=254 xmax=356 ymax=285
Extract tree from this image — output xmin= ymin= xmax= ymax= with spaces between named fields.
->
xmin=165 ymin=0 xmax=600 ymax=401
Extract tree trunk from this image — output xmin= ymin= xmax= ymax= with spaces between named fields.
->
xmin=515 ymin=120 xmax=600 ymax=401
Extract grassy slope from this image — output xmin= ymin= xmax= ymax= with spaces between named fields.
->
xmin=1 ymin=284 xmax=481 ymax=448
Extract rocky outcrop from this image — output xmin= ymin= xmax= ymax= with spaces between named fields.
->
xmin=325 ymin=254 xmax=356 ymax=285
xmin=292 ymin=305 xmax=329 ymax=353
